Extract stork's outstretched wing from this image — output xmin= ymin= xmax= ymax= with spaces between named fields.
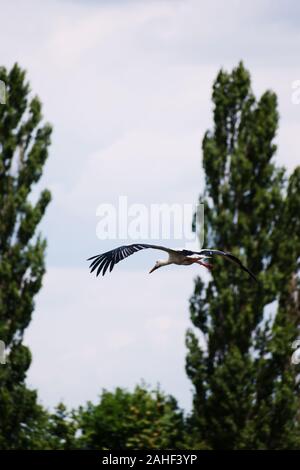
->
xmin=87 ymin=243 xmax=171 ymax=277
xmin=181 ymin=248 xmax=258 ymax=282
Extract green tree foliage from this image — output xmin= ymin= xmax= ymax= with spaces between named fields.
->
xmin=0 ymin=64 xmax=52 ymax=449
xmin=75 ymin=385 xmax=185 ymax=450
xmin=22 ymin=386 xmax=186 ymax=450
xmin=186 ymin=62 xmax=300 ymax=449
xmin=42 ymin=403 xmax=78 ymax=450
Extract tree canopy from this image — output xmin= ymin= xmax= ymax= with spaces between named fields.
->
xmin=0 ymin=63 xmax=52 ymax=449
xmin=186 ymin=62 xmax=300 ymax=449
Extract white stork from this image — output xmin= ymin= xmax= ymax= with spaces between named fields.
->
xmin=87 ymin=244 xmax=257 ymax=282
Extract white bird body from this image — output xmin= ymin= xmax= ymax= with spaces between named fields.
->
xmin=87 ymin=243 xmax=257 ymax=282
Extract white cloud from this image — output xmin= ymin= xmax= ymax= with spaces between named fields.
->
xmin=54 ymin=129 xmax=202 ymax=214
xmin=24 ymin=266 xmax=201 ymax=410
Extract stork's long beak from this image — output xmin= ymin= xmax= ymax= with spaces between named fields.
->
xmin=149 ymin=265 xmax=158 ymax=274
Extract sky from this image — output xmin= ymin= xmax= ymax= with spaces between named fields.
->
xmin=0 ymin=0 xmax=299 ymax=411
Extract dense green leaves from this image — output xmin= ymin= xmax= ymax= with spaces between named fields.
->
xmin=186 ymin=62 xmax=300 ymax=449
xmin=0 ymin=64 xmax=52 ymax=449
xmin=25 ymin=386 xmax=186 ymax=450
xmin=75 ymin=385 xmax=185 ymax=450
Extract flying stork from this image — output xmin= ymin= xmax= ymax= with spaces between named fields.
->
xmin=87 ymin=243 xmax=257 ymax=282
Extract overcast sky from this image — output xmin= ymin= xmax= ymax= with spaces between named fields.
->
xmin=0 ymin=0 xmax=299 ymax=411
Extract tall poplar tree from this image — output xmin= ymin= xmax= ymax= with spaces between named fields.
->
xmin=186 ymin=62 xmax=300 ymax=449
xmin=0 ymin=64 xmax=52 ymax=448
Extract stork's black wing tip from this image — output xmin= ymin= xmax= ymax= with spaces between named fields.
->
xmin=240 ymin=263 xmax=258 ymax=283
xmin=87 ymin=255 xmax=98 ymax=261
xmin=224 ymin=252 xmax=258 ymax=283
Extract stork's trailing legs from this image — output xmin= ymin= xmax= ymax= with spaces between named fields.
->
xmin=198 ymin=260 xmax=213 ymax=270
xmin=192 ymin=257 xmax=213 ymax=270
